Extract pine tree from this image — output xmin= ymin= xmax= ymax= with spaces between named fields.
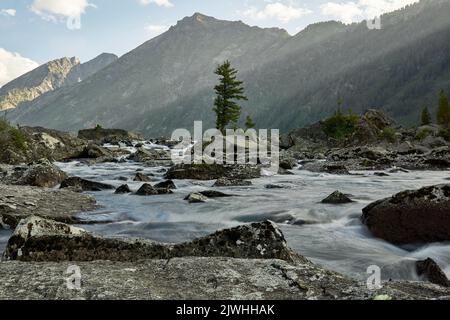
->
xmin=245 ymin=115 xmax=256 ymax=130
xmin=421 ymin=106 xmax=431 ymax=126
xmin=213 ymin=61 xmax=247 ymax=133
xmin=437 ymin=90 xmax=450 ymax=127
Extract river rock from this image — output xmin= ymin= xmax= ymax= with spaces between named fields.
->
xmin=60 ymin=177 xmax=115 ymax=192
xmin=166 ymin=164 xmax=261 ymax=181
xmin=416 ymin=258 xmax=450 ymax=287
xmin=213 ymin=178 xmax=252 ymax=187
xmin=10 ymin=159 xmax=67 ymax=188
xmin=115 ymin=184 xmax=131 ymax=194
xmin=154 ymin=180 xmax=177 ymax=190
xmin=184 ymin=193 xmax=208 ymax=203
xmin=134 ymin=172 xmax=153 ymax=182
xmin=135 ymin=183 xmax=159 ymax=196
xmin=322 ymin=191 xmax=353 ymax=204
xmin=362 ymin=184 xmax=450 ymax=244
xmin=129 ymin=147 xmax=171 ymax=163
xmin=199 ymin=191 xmax=233 ymax=198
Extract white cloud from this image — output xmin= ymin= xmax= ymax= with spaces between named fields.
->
xmin=139 ymin=0 xmax=174 ymax=8
xmin=31 ymin=0 xmax=95 ymax=20
xmin=144 ymin=24 xmax=170 ymax=37
xmin=0 ymin=48 xmax=39 ymax=87
xmin=241 ymin=2 xmax=311 ymax=23
xmin=0 ymin=9 xmax=16 ymax=17
xmin=320 ymin=0 xmax=420 ymax=24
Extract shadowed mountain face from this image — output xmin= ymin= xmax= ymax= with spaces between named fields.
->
xmin=6 ymin=0 xmax=450 ymax=136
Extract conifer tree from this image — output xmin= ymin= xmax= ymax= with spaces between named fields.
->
xmin=213 ymin=61 xmax=247 ymax=133
xmin=421 ymin=106 xmax=431 ymax=126
xmin=437 ymin=90 xmax=450 ymax=127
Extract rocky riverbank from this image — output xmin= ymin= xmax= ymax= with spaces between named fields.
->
xmin=2 ymin=119 xmax=450 ymax=300
xmin=1 ymin=217 xmax=450 ymax=300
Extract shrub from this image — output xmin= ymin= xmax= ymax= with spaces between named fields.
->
xmin=416 ymin=128 xmax=434 ymax=141
xmin=323 ymin=109 xmax=359 ymax=140
xmin=438 ymin=127 xmax=450 ymax=141
xmin=380 ymin=127 xmax=398 ymax=143
xmin=0 ymin=119 xmax=28 ymax=150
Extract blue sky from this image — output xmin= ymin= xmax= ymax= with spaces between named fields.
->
xmin=0 ymin=0 xmax=419 ymax=86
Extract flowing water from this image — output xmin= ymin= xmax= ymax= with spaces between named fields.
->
xmin=2 ymin=142 xmax=450 ymax=283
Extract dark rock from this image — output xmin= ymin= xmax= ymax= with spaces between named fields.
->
xmin=166 ymin=164 xmax=260 ymax=181
xmin=134 ymin=172 xmax=153 ymax=182
xmin=416 ymin=258 xmax=450 ymax=287
xmin=321 ymin=191 xmax=353 ymax=204
xmin=199 ymin=191 xmax=233 ymax=198
xmin=323 ymin=164 xmax=350 ymax=175
xmin=154 ymin=180 xmax=177 ymax=190
xmin=135 ymin=183 xmax=159 ymax=196
xmin=78 ymin=128 xmax=142 ymax=142
xmin=60 ymin=177 xmax=114 ymax=192
xmin=362 ymin=184 xmax=450 ymax=244
xmin=117 ymin=176 xmax=128 ymax=181
xmin=265 ymin=184 xmax=289 ymax=189
xmin=278 ymin=168 xmax=295 ymax=175
xmin=213 ymin=178 xmax=253 ymax=187
xmin=374 ymin=172 xmax=390 ymax=177
xmin=115 ymin=184 xmax=131 ymax=194
xmin=279 ymin=158 xmax=297 ymax=170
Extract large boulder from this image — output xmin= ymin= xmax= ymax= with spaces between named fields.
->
xmin=7 ymin=159 xmax=67 ymax=188
xmin=416 ymin=258 xmax=450 ymax=287
xmin=60 ymin=177 xmax=114 ymax=192
xmin=166 ymin=164 xmax=261 ymax=181
xmin=321 ymin=191 xmax=353 ymax=204
xmin=128 ymin=147 xmax=171 ymax=163
xmin=78 ymin=128 xmax=142 ymax=143
xmin=362 ymin=184 xmax=450 ymax=244
xmin=213 ymin=178 xmax=252 ymax=187
xmin=3 ymin=217 xmax=302 ymax=263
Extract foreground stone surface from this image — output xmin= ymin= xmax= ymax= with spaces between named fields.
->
xmin=362 ymin=184 xmax=450 ymax=245
xmin=0 ymin=184 xmax=98 ymax=229
xmin=3 ymin=218 xmax=302 ymax=263
xmin=1 ymin=258 xmax=450 ymax=300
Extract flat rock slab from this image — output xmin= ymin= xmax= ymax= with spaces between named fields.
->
xmin=0 ymin=258 xmax=449 ymax=300
xmin=0 ymin=184 xmax=98 ymax=229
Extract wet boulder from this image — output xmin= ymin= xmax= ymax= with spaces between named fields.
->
xmin=322 ymin=191 xmax=353 ymax=204
xmin=115 ymin=184 xmax=131 ymax=194
xmin=134 ymin=172 xmax=153 ymax=182
xmin=60 ymin=177 xmax=114 ymax=192
xmin=199 ymin=191 xmax=232 ymax=198
xmin=165 ymin=164 xmax=260 ymax=181
xmin=12 ymin=159 xmax=67 ymax=188
xmin=128 ymin=147 xmax=171 ymax=163
xmin=416 ymin=258 xmax=450 ymax=287
xmin=213 ymin=178 xmax=252 ymax=187
xmin=154 ymin=180 xmax=177 ymax=190
xmin=362 ymin=184 xmax=450 ymax=244
xmin=135 ymin=183 xmax=159 ymax=196
xmin=184 ymin=193 xmax=208 ymax=203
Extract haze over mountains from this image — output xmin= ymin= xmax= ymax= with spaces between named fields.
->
xmin=3 ymin=0 xmax=450 ymax=136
